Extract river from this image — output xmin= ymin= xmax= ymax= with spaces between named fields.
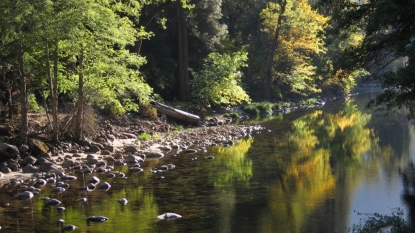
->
xmin=0 ymin=91 xmax=413 ymax=233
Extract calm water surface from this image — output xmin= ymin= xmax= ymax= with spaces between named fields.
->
xmin=0 ymin=92 xmax=414 ymax=233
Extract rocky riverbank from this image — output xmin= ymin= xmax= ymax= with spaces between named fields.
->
xmin=0 ymin=113 xmax=263 ymax=188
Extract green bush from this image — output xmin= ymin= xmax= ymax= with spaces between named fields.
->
xmin=191 ymin=49 xmax=251 ymax=107
xmin=242 ymin=102 xmax=273 ymax=116
xmin=242 ymin=105 xmax=260 ymax=116
xmin=224 ymin=112 xmax=240 ymax=119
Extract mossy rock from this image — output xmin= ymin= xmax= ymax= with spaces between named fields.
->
xmin=28 ymin=138 xmax=49 ymax=156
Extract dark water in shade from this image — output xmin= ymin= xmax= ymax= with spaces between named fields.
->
xmin=0 ymin=91 xmax=414 ymax=233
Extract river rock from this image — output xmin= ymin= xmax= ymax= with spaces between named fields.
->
xmin=61 ymin=160 xmax=74 ymax=168
xmin=104 ymin=156 xmax=116 ymax=163
xmin=1 ymin=167 xmax=12 ymax=173
xmin=19 ymin=191 xmax=34 ymax=200
xmin=106 ymin=134 xmax=115 ymax=141
xmin=22 ymin=164 xmax=39 ymax=173
xmin=8 ymin=162 xmax=19 ymax=172
xmin=99 ymin=182 xmax=111 ymax=191
xmin=113 ymin=153 xmax=124 ymax=159
xmin=87 ymin=157 xmax=99 ymax=165
xmin=36 ymin=179 xmax=47 ymax=186
xmin=25 ymin=156 xmax=37 ymax=165
xmin=156 ymin=213 xmax=182 ymax=220
xmin=53 ymin=187 xmax=66 ymax=193
xmin=77 ymin=139 xmax=91 ymax=147
xmin=61 ymin=175 xmax=77 ymax=181
xmin=122 ymin=132 xmax=137 ymax=139
xmin=125 ymin=154 xmax=144 ymax=163
xmin=45 ymin=199 xmax=61 ymax=206
xmin=28 ymin=138 xmax=49 ymax=156
xmin=18 ymin=144 xmax=30 ymax=154
xmin=86 ymin=216 xmax=109 ymax=222
xmin=88 ymin=145 xmax=101 ymax=153
xmin=118 ymin=198 xmax=128 ymax=205
xmin=124 ymin=145 xmax=139 ymax=153
xmin=144 ymin=151 xmax=164 ymax=159
xmin=88 ymin=176 xmax=100 ymax=184
xmin=104 ymin=145 xmax=115 ymax=152
xmin=0 ymin=142 xmax=20 ymax=159
xmin=101 ymin=150 xmax=111 ymax=155
xmin=39 ymin=159 xmax=62 ymax=173
xmin=184 ymin=149 xmax=198 ymax=153
xmin=62 ymin=225 xmax=76 ymax=231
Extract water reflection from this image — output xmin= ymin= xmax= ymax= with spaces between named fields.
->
xmin=0 ymin=93 xmax=414 ymax=233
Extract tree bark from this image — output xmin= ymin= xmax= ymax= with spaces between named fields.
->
xmin=18 ymin=42 xmax=28 ymax=143
xmin=51 ymin=42 xmax=59 ymax=142
xmin=177 ymin=2 xmax=190 ymax=101
xmin=74 ymin=48 xmax=84 ymax=140
xmin=44 ymin=40 xmax=53 ymax=132
xmin=264 ymin=0 xmax=287 ymax=101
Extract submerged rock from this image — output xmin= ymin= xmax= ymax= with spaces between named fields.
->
xmin=45 ymin=199 xmax=61 ymax=206
xmin=62 ymin=224 xmax=76 ymax=231
xmin=156 ymin=213 xmax=182 ymax=221
xmin=19 ymin=191 xmax=34 ymax=200
xmin=118 ymin=198 xmax=128 ymax=205
xmin=86 ymin=216 xmax=109 ymax=222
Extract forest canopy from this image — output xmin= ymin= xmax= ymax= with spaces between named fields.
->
xmin=0 ymin=0 xmax=413 ymax=142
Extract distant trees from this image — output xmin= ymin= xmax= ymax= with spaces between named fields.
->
xmin=320 ymin=0 xmax=415 ymax=118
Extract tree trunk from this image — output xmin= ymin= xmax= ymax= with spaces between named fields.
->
xmin=18 ymin=42 xmax=28 ymax=143
xmin=51 ymin=42 xmax=59 ymax=142
xmin=45 ymin=40 xmax=54 ymax=133
xmin=177 ymin=2 xmax=190 ymax=101
xmin=4 ymin=84 xmax=13 ymax=119
xmin=264 ymin=0 xmax=287 ymax=101
xmin=74 ymin=48 xmax=84 ymax=140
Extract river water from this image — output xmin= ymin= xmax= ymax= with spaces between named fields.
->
xmin=0 ymin=91 xmax=414 ymax=233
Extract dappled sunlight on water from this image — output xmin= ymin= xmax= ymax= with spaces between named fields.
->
xmin=0 ymin=93 xmax=413 ymax=232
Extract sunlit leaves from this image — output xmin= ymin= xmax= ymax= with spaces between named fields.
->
xmin=191 ymin=49 xmax=251 ymax=106
xmin=260 ymin=0 xmax=329 ymax=97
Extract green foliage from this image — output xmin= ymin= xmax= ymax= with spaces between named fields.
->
xmin=138 ymin=133 xmax=152 ymax=140
xmin=28 ymin=94 xmax=42 ymax=113
xmin=242 ymin=102 xmax=273 ymax=116
xmin=223 ymin=111 xmax=240 ymax=119
xmin=152 ymin=133 xmax=161 ymax=140
xmin=348 ymin=209 xmax=412 ymax=233
xmin=191 ymin=49 xmax=251 ymax=106
xmin=322 ymin=0 xmax=415 ymax=119
xmin=171 ymin=125 xmax=184 ymax=133
xmin=242 ymin=105 xmax=259 ymax=116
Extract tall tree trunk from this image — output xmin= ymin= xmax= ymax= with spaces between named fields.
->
xmin=45 ymin=40 xmax=54 ymax=134
xmin=264 ymin=0 xmax=287 ymax=101
xmin=74 ymin=48 xmax=84 ymax=140
xmin=18 ymin=42 xmax=28 ymax=143
xmin=177 ymin=2 xmax=190 ymax=101
xmin=4 ymin=84 xmax=13 ymax=119
xmin=51 ymin=42 xmax=59 ymax=142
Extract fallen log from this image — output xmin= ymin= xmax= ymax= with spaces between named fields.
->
xmin=150 ymin=101 xmax=200 ymax=124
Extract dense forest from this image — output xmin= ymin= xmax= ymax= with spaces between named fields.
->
xmin=0 ymin=0 xmax=413 ymax=143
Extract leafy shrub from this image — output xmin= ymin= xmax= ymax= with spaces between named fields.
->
xmin=242 ymin=105 xmax=260 ymax=116
xmin=224 ymin=112 xmax=240 ymax=119
xmin=191 ymin=49 xmax=251 ymax=107
xmin=242 ymin=102 xmax=273 ymax=116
